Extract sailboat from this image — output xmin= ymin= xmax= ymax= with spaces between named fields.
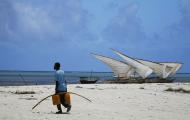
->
xmin=92 ymin=49 xmax=182 ymax=83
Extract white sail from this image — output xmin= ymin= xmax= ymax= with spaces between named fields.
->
xmin=112 ymin=49 xmax=153 ymax=79
xmin=135 ymin=59 xmax=182 ymax=78
xmin=161 ymin=64 xmax=173 ymax=78
xmin=136 ymin=59 xmax=163 ymax=76
xmin=92 ymin=53 xmax=135 ymax=79
xmin=161 ymin=63 xmax=182 ymax=76
xmin=136 ymin=59 xmax=173 ymax=78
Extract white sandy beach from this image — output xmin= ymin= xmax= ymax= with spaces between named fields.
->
xmin=0 ymin=83 xmax=190 ymax=120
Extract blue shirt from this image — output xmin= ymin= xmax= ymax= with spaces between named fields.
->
xmin=55 ymin=70 xmax=67 ymax=92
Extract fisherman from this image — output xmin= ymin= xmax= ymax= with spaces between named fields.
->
xmin=54 ymin=62 xmax=71 ymax=114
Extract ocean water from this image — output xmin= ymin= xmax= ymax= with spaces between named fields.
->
xmin=0 ymin=71 xmax=113 ymax=86
xmin=0 ymin=71 xmax=189 ymax=86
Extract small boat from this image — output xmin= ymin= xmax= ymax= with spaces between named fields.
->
xmin=80 ymin=77 xmax=98 ymax=84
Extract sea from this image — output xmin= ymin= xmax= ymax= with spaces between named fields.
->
xmin=0 ymin=70 xmax=190 ymax=86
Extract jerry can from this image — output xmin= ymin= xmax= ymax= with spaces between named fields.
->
xmin=52 ymin=94 xmax=61 ymax=105
xmin=64 ymin=93 xmax=71 ymax=105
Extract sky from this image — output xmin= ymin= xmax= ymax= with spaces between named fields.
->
xmin=0 ymin=0 xmax=190 ymax=72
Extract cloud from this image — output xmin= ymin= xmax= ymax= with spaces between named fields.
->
xmin=158 ymin=0 xmax=190 ymax=48
xmin=101 ymin=2 xmax=147 ymax=46
xmin=0 ymin=0 xmax=18 ymax=43
xmin=100 ymin=1 xmax=189 ymax=72
xmin=146 ymin=0 xmax=190 ymax=71
xmin=0 ymin=0 xmax=96 ymax=48
xmin=0 ymin=0 xmax=98 ymax=71
xmin=0 ymin=0 xmax=189 ymax=71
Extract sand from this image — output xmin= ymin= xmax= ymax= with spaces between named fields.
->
xmin=0 ymin=83 xmax=190 ymax=120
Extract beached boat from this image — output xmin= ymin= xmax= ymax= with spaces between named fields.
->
xmin=92 ymin=49 xmax=182 ymax=83
xmin=80 ymin=77 xmax=98 ymax=84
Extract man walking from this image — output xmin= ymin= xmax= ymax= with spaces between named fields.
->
xmin=54 ymin=62 xmax=71 ymax=114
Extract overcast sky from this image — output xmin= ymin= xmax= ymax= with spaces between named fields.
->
xmin=0 ymin=0 xmax=189 ymax=72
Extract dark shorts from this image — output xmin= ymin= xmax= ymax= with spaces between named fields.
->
xmin=56 ymin=91 xmax=70 ymax=108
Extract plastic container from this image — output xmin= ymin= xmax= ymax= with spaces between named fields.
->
xmin=52 ymin=95 xmax=61 ymax=105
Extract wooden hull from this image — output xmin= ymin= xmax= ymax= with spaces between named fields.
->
xmin=105 ymin=78 xmax=173 ymax=84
